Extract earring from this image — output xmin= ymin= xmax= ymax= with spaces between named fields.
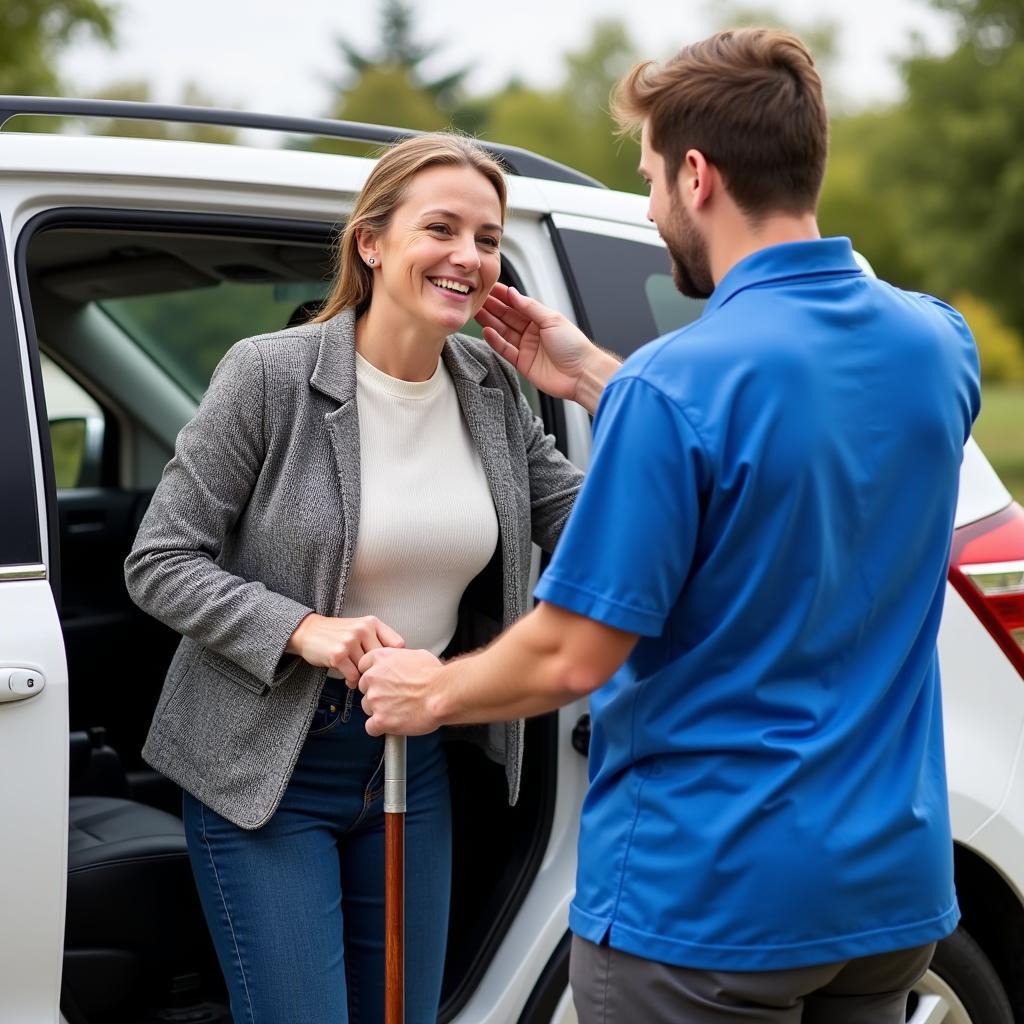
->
xmin=367 ymin=257 xmax=376 ymax=266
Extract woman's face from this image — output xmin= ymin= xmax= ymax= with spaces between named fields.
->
xmin=363 ymin=164 xmax=504 ymax=336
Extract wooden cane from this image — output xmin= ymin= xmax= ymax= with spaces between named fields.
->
xmin=384 ymin=733 xmax=406 ymax=1024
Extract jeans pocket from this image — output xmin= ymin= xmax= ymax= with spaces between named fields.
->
xmin=308 ymin=686 xmax=355 ymax=736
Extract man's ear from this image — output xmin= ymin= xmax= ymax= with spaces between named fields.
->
xmin=679 ymin=149 xmax=713 ymax=212
xmin=355 ymin=227 xmax=380 ymax=268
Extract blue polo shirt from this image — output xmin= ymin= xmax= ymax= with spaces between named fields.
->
xmin=535 ymin=237 xmax=980 ymax=970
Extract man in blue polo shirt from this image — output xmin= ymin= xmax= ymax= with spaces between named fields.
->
xmin=357 ymin=27 xmax=981 ymax=1023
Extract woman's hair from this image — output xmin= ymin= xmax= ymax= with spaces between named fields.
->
xmin=313 ymin=133 xmax=508 ymax=323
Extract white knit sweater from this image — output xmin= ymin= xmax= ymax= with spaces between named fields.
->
xmin=337 ymin=351 xmax=499 ymax=657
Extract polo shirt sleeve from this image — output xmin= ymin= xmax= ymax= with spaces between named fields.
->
xmin=534 ymin=375 xmax=708 ymax=636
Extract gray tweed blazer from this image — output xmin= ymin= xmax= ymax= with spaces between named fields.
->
xmin=126 ymin=309 xmax=582 ymax=830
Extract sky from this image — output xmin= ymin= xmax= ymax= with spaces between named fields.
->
xmin=57 ymin=0 xmax=959 ymax=118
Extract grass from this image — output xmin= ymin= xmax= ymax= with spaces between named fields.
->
xmin=974 ymin=385 xmax=1024 ymax=504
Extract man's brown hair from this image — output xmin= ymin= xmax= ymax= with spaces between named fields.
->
xmin=612 ymin=28 xmax=828 ymax=218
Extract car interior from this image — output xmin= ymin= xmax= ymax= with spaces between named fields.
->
xmin=21 ymin=213 xmax=561 ymax=1024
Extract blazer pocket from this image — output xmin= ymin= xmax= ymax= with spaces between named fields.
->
xmin=200 ymin=648 xmax=269 ymax=696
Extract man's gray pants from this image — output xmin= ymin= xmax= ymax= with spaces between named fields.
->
xmin=570 ymin=935 xmax=936 ymax=1023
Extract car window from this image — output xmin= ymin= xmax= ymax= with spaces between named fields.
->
xmin=40 ymin=354 xmax=104 ymax=489
xmin=556 ymin=227 xmax=704 ymax=359
xmin=99 ymin=281 xmax=329 ymax=402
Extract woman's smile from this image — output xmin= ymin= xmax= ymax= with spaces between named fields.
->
xmin=427 ymin=276 xmax=475 ymax=301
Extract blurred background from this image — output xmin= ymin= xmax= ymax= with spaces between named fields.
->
xmin=2 ymin=0 xmax=1021 ymax=498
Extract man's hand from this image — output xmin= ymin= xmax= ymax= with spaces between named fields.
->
xmin=357 ymin=647 xmax=445 ymax=738
xmin=475 ymin=283 xmax=619 ymax=415
xmin=358 ymin=603 xmax=637 ymax=735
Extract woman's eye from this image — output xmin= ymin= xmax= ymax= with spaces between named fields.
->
xmin=428 ymin=223 xmax=452 ymax=235
xmin=479 ymin=236 xmax=500 ymax=249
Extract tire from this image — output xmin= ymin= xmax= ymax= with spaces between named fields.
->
xmin=907 ymin=927 xmax=1013 ymax=1024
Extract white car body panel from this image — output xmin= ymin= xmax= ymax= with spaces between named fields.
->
xmin=939 ymin=587 xmax=1024 ymax=839
xmin=0 ymin=577 xmax=69 ymax=1024
xmin=0 ymin=181 xmax=70 ymax=1023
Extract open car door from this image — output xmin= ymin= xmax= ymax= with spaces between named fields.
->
xmin=0 ymin=212 xmax=69 ymax=1024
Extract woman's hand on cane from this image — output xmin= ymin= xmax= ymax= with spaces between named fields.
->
xmin=286 ymin=614 xmax=405 ymax=686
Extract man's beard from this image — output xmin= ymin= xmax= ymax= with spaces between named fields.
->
xmin=661 ymin=195 xmax=714 ymax=300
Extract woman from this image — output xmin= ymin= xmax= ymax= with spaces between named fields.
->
xmin=124 ymin=134 xmax=587 ymax=1024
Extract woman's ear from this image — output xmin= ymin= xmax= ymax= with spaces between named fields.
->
xmin=355 ymin=228 xmax=381 ymax=269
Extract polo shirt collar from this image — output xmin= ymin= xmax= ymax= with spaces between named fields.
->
xmin=703 ymin=236 xmax=862 ymax=316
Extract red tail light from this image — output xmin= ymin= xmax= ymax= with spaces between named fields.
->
xmin=949 ymin=502 xmax=1024 ymax=677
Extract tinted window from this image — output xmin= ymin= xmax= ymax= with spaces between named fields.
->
xmin=100 ymin=280 xmax=328 ymax=401
xmin=558 ymin=228 xmax=704 ymax=359
xmin=40 ymin=354 xmax=105 ymax=488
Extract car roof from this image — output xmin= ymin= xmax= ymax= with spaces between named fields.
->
xmin=0 ymin=130 xmax=650 ymax=229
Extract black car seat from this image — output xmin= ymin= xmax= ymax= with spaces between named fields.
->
xmin=62 ymin=797 xmax=225 ymax=1021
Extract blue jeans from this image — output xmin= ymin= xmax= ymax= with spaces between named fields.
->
xmin=182 ymin=681 xmax=452 ymax=1024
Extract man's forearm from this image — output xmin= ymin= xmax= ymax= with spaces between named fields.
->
xmin=428 ymin=609 xmax=602 ymax=725
xmin=358 ymin=603 xmax=638 ymax=737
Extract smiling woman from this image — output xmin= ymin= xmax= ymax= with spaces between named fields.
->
xmin=122 ymin=131 xmax=584 ymax=1024
xmin=350 ymin=163 xmax=505 ymax=375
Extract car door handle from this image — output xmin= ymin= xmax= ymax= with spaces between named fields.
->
xmin=571 ymin=713 xmax=590 ymax=757
xmin=0 ymin=667 xmax=46 ymax=703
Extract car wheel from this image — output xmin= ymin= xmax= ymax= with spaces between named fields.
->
xmin=906 ymin=927 xmax=1013 ymax=1024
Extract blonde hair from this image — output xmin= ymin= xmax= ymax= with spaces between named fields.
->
xmin=314 ymin=133 xmax=508 ymax=323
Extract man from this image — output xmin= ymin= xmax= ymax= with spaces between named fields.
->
xmin=357 ymin=27 xmax=981 ymax=1023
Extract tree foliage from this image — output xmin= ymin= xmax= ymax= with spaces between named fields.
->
xmin=953 ymin=291 xmax=1024 ymax=383
xmin=0 ymin=0 xmax=115 ymax=95
xmin=476 ymin=20 xmax=642 ymax=191
xmin=863 ymin=0 xmax=1024 ymax=334
xmin=328 ymin=0 xmax=470 ymax=113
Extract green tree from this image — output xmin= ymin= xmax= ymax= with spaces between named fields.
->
xmin=336 ymin=65 xmax=449 ymax=133
xmin=0 ymin=0 xmax=116 ymax=96
xmin=328 ymin=0 xmax=469 ymax=118
xmin=881 ymin=25 xmax=1024 ymax=332
xmin=931 ymin=0 xmax=1023 ymax=46
xmin=562 ymin=19 xmax=642 ymax=190
xmin=818 ymin=109 xmax=925 ymax=287
xmin=314 ymin=0 xmax=468 ymax=153
xmin=953 ymin=291 xmax=1024 ymax=383
xmin=480 ymin=20 xmax=642 ymax=191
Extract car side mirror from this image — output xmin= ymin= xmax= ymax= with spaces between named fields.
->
xmin=49 ymin=414 xmax=104 ymax=488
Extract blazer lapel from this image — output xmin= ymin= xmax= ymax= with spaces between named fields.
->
xmin=444 ymin=341 xmax=521 ymax=594
xmin=310 ymin=311 xmax=361 ymax=607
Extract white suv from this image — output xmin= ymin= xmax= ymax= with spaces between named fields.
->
xmin=1 ymin=97 xmax=1022 ymax=1024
